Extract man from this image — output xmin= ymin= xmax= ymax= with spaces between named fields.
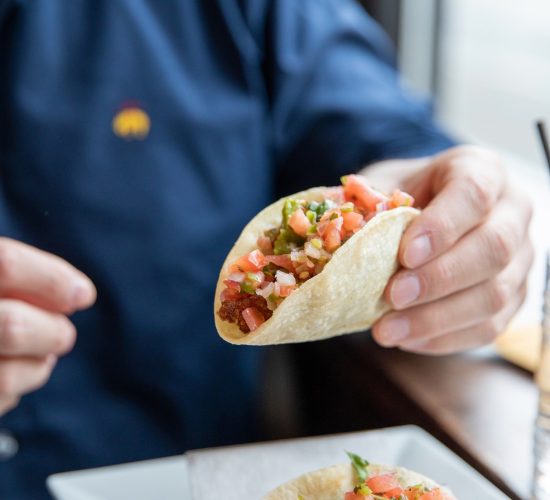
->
xmin=0 ymin=1 xmax=532 ymax=498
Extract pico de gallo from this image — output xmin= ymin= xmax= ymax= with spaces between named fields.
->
xmin=341 ymin=453 xmax=451 ymax=500
xmin=217 ymin=175 xmax=415 ymax=333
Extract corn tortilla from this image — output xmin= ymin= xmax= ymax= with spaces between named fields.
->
xmin=214 ymin=187 xmax=419 ymax=345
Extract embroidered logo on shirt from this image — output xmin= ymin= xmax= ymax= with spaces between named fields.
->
xmin=112 ymin=102 xmax=151 ymax=140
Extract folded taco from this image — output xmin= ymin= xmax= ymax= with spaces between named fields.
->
xmin=264 ymin=452 xmax=455 ymax=499
xmin=214 ymin=175 xmax=419 ymax=345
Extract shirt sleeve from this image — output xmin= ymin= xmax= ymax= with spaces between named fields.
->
xmin=263 ymin=0 xmax=457 ymax=193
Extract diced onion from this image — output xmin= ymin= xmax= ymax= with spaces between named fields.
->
xmin=276 ymin=270 xmax=296 ymax=286
xmin=290 ymin=250 xmax=307 ymax=263
xmin=246 ymin=271 xmax=264 ymax=283
xmin=304 ymin=241 xmax=321 ymax=259
xmin=256 ymin=282 xmax=274 ymax=298
xmin=227 ymin=272 xmax=245 ymax=283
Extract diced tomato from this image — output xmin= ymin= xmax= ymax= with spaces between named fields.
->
xmin=383 ymin=486 xmax=404 ymax=498
xmin=323 ymin=224 xmax=342 ymax=252
xmin=223 ymin=279 xmax=241 ymax=290
xmin=366 ymin=474 xmax=400 ymax=494
xmin=241 ymin=307 xmax=265 ymax=332
xmin=344 ymin=492 xmax=368 ymax=500
xmin=277 ymin=284 xmax=295 ymax=297
xmin=343 ymin=174 xmax=388 ymax=211
xmin=317 ymin=218 xmax=329 ymax=237
xmin=342 ymin=211 xmax=364 ymax=232
xmin=288 ymin=208 xmax=311 ymax=237
xmin=404 ymin=487 xmax=448 ymax=500
xmin=390 ymin=189 xmax=415 ymax=208
xmin=229 ymin=250 xmax=267 ymax=273
xmin=220 ymin=287 xmax=243 ymax=302
xmin=265 ymin=254 xmax=295 ymax=273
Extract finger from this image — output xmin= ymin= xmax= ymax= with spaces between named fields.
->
xmin=398 ymin=285 xmax=527 ymax=355
xmin=374 ymin=240 xmax=533 ymax=347
xmin=0 ymin=238 xmax=96 ymax=313
xmin=387 ymin=189 xmax=532 ymax=310
xmin=0 ymin=355 xmax=57 ymax=397
xmin=0 ymin=395 xmax=20 ymax=416
xmin=400 ymin=146 xmax=506 ymax=269
xmin=0 ymin=300 xmax=76 ymax=357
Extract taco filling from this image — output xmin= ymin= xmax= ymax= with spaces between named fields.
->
xmin=341 ymin=453 xmax=451 ymax=500
xmin=217 ymin=175 xmax=414 ymax=333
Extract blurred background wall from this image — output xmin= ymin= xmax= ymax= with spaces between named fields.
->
xmin=363 ymin=0 xmax=550 ymax=169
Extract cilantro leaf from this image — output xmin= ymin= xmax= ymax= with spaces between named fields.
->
xmin=346 ymin=451 xmax=370 ymax=483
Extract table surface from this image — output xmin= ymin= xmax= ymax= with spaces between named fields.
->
xmin=350 ymin=342 xmax=536 ymax=500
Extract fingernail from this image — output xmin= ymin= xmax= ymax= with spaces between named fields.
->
xmin=72 ymin=278 xmax=95 ymax=308
xmin=390 ymin=274 xmax=420 ymax=308
xmin=404 ymin=234 xmax=431 ymax=268
xmin=378 ymin=315 xmax=410 ymax=345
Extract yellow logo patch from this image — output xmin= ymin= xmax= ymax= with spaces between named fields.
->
xmin=112 ymin=103 xmax=151 ymax=140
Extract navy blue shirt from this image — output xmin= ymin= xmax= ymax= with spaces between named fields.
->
xmin=0 ymin=1 xmax=454 ymax=497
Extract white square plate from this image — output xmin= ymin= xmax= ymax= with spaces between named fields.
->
xmin=48 ymin=425 xmax=508 ymax=500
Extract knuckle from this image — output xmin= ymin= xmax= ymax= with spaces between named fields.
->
xmin=519 ymin=283 xmax=528 ymax=303
xmin=0 ymin=240 xmax=17 ymax=283
xmin=486 ymin=279 xmax=510 ymax=314
xmin=55 ymin=319 xmax=76 ymax=354
xmin=463 ymin=174 xmax=494 ymax=216
xmin=409 ymin=307 xmax=442 ymax=341
xmin=0 ymin=309 xmax=22 ymax=354
xmin=429 ymin=258 xmax=457 ymax=297
xmin=523 ymin=194 xmax=534 ymax=222
xmin=429 ymin=213 xmax=457 ymax=250
xmin=485 ymin=222 xmax=515 ymax=269
xmin=456 ymin=145 xmax=503 ymax=166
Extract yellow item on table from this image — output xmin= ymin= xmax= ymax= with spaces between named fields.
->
xmin=495 ymin=325 xmax=541 ymax=372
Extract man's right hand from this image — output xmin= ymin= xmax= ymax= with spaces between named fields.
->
xmin=0 ymin=238 xmax=96 ymax=416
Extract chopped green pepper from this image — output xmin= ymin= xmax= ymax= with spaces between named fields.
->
xmin=282 ymin=198 xmax=304 ymax=226
xmin=240 ymin=282 xmax=255 ymax=294
xmin=353 ymin=483 xmax=372 ymax=495
xmin=306 ymin=210 xmax=316 ymax=223
xmin=274 ymin=198 xmax=307 ymax=254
